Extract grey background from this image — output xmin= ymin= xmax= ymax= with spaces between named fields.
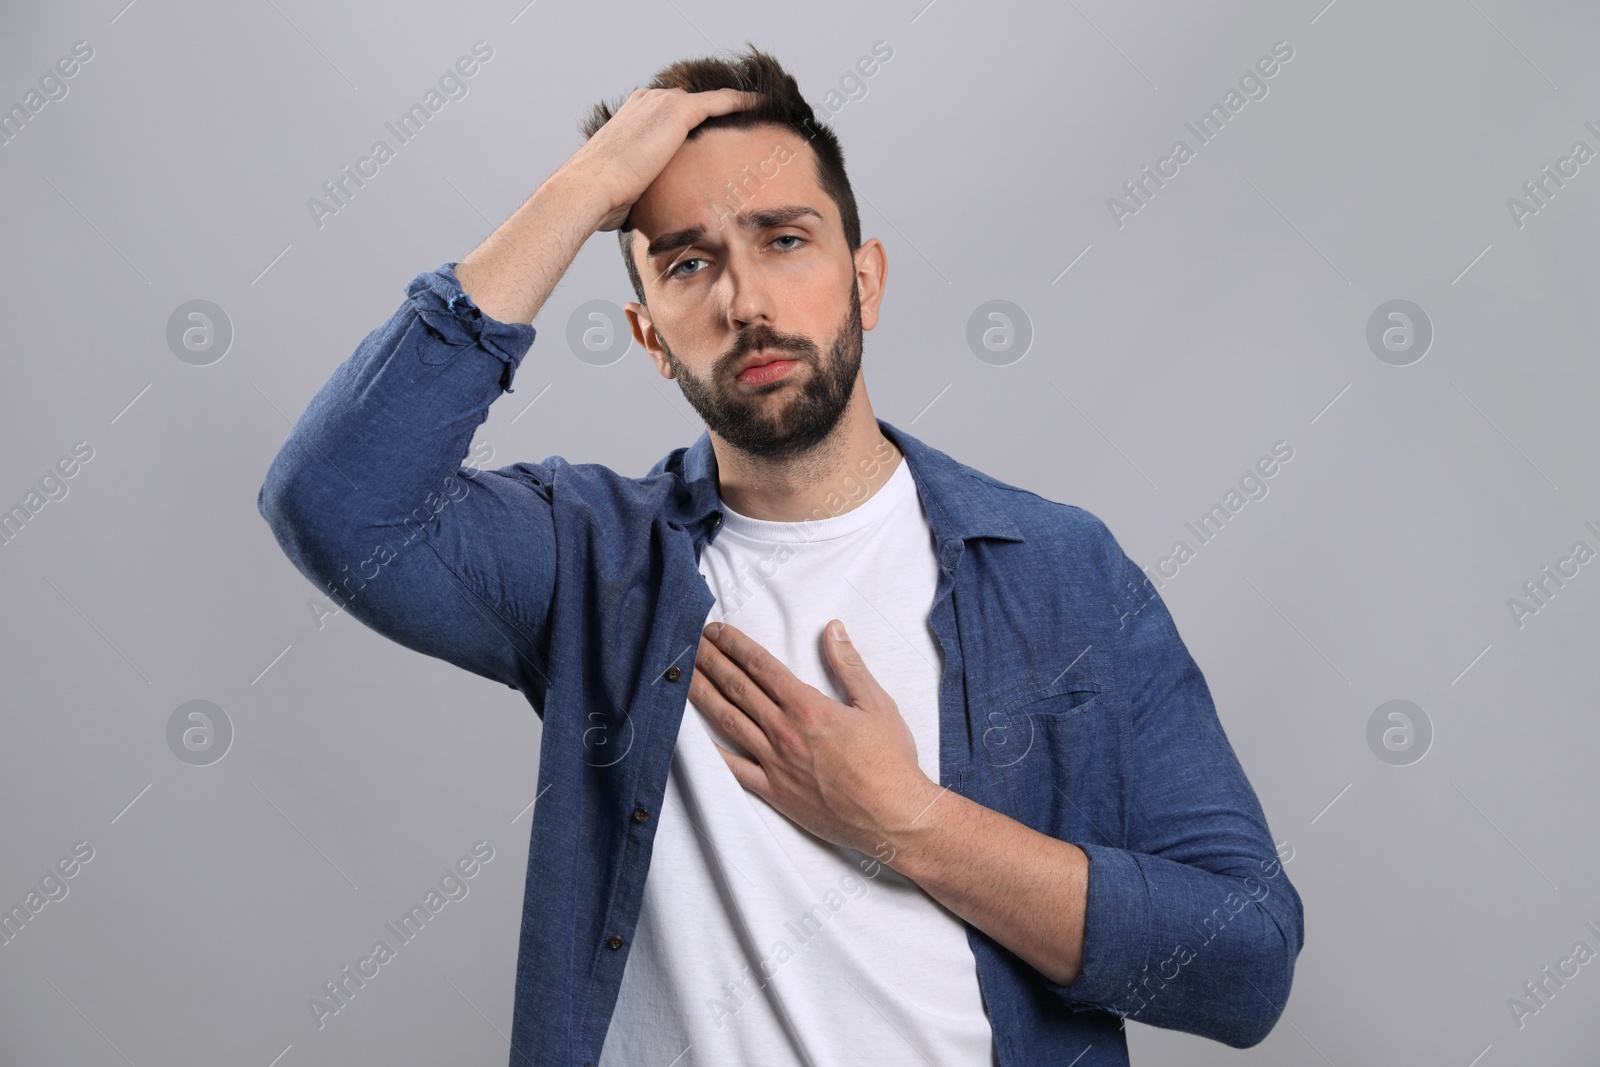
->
xmin=2 ymin=0 xmax=1596 ymax=1063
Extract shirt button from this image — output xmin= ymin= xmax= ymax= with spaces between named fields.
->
xmin=664 ymin=665 xmax=683 ymax=682
xmin=632 ymin=806 xmax=650 ymax=823
xmin=606 ymin=935 xmax=625 ymax=950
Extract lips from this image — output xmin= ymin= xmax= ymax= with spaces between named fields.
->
xmin=736 ymin=350 xmax=797 ymax=377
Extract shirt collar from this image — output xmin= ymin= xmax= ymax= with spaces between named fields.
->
xmin=659 ymin=418 xmax=1024 ymax=546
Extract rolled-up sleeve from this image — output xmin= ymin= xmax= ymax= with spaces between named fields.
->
xmin=257 ymin=262 xmax=560 ymax=707
xmin=1046 ymin=543 xmax=1305 ymax=1048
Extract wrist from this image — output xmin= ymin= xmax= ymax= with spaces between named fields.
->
xmin=874 ymin=773 xmax=949 ymax=877
xmin=537 ymin=164 xmax=620 ymax=232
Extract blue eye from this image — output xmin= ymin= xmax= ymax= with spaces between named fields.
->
xmin=773 ymin=235 xmax=803 ymax=251
xmin=670 ymin=257 xmax=706 ymax=278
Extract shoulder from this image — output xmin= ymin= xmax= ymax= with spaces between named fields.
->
xmin=891 ymin=423 xmax=1132 ymax=583
xmin=960 ymin=464 xmax=1172 ymax=651
xmin=962 ymin=460 xmax=1126 ymax=569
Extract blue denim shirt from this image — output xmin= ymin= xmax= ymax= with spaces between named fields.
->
xmin=257 ymin=263 xmax=1303 ymax=1066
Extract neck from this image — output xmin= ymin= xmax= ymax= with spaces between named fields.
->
xmin=709 ymin=386 xmax=903 ymax=523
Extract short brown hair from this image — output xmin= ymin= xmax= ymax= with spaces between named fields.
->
xmin=579 ymin=44 xmax=862 ymax=304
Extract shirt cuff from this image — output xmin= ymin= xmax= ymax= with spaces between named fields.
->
xmin=1043 ymin=842 xmax=1151 ymax=1011
xmin=404 ymin=261 xmax=537 ymax=368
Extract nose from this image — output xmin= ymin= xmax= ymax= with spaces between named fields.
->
xmin=721 ymin=240 xmax=776 ymax=332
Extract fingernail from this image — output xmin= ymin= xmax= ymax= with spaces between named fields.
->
xmin=830 ymin=621 xmax=848 ymax=641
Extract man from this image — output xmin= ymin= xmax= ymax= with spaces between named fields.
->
xmin=258 ymin=45 xmax=1302 ymax=1067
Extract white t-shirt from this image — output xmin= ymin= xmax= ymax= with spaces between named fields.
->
xmin=601 ymin=454 xmax=997 ymax=1066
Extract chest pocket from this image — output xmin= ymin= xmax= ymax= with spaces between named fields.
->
xmin=976 ymin=676 xmax=1103 ymax=768
xmin=976 ymin=672 xmax=1125 ymax=848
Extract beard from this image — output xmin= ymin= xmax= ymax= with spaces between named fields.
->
xmin=660 ymin=282 xmax=863 ymax=461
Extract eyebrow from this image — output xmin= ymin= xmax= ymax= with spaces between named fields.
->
xmin=645 ymin=205 xmax=825 ymax=262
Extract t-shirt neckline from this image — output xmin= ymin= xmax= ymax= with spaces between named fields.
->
xmin=715 ymin=454 xmax=913 ymax=544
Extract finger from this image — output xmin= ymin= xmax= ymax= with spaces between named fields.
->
xmin=702 ymin=621 xmax=800 ymax=706
xmin=713 ymin=740 xmax=770 ymax=797
xmin=691 ymin=655 xmax=777 ymax=764
xmin=693 ymin=88 xmax=767 ymax=119
xmin=675 ymin=87 xmax=768 ymax=125
xmin=695 ymin=632 xmax=786 ymax=721
xmin=823 ymin=620 xmax=894 ymax=710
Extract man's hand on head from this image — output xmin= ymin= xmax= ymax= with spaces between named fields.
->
xmin=567 ymin=87 xmax=768 ymax=233
xmin=453 ymin=86 xmax=765 ymax=327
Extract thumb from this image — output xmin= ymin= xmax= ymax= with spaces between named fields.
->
xmin=825 ymin=620 xmax=891 ymax=709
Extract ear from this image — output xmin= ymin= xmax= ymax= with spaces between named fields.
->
xmin=625 ymin=301 xmax=674 ymax=380
xmin=852 ymin=237 xmax=887 ymax=332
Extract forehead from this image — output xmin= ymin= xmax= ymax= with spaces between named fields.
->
xmin=629 ymin=123 xmax=827 ymax=238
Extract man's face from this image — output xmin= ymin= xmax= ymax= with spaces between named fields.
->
xmin=623 ymin=124 xmax=885 ymax=460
